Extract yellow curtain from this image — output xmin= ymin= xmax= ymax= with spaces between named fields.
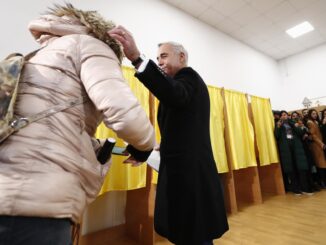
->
xmin=224 ymin=89 xmax=257 ymax=170
xmin=250 ymin=96 xmax=279 ymax=166
xmin=96 ymin=66 xmax=150 ymax=194
xmin=151 ymin=98 xmax=160 ymax=184
xmin=207 ymin=86 xmax=229 ymax=173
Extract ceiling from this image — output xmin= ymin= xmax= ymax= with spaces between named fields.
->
xmin=162 ymin=0 xmax=326 ymax=60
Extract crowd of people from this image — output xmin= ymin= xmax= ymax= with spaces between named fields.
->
xmin=273 ymin=108 xmax=326 ymax=195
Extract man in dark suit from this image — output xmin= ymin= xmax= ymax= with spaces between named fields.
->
xmin=109 ymin=26 xmax=229 ymax=245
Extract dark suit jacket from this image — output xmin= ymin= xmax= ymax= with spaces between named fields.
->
xmin=135 ymin=60 xmax=229 ymax=245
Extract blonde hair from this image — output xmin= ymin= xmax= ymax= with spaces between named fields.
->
xmin=47 ymin=3 xmax=123 ymax=62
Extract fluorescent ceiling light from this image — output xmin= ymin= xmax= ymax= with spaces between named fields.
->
xmin=286 ymin=21 xmax=314 ymax=38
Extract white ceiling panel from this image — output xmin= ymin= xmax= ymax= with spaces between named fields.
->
xmin=229 ymin=5 xmax=260 ymax=24
xmin=244 ymin=16 xmax=276 ymax=34
xmin=247 ymin=0 xmax=284 ymax=13
xmin=264 ymin=1 xmax=297 ymax=23
xmin=198 ymin=8 xmax=226 ymax=26
xmin=230 ymin=27 xmax=255 ymax=41
xmin=297 ymin=31 xmax=325 ymax=48
xmin=161 ymin=0 xmax=326 ymax=60
xmin=211 ymin=0 xmax=247 ymax=16
xmin=269 ymin=33 xmax=292 ymax=46
xmin=178 ymin=0 xmax=210 ymax=17
xmin=256 ymin=25 xmax=283 ymax=41
xmin=303 ymin=0 xmax=326 ymax=15
xmin=318 ymin=26 xmax=326 ymax=38
xmin=215 ymin=17 xmax=242 ymax=34
xmin=288 ymin=0 xmax=318 ymax=10
xmin=274 ymin=12 xmax=307 ymax=29
xmin=306 ymin=12 xmax=326 ymax=29
xmin=198 ymin=0 xmax=217 ymax=6
xmin=275 ymin=40 xmax=302 ymax=52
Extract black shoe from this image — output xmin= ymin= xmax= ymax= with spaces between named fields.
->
xmin=302 ymin=191 xmax=314 ymax=196
xmin=293 ymin=190 xmax=302 ymax=196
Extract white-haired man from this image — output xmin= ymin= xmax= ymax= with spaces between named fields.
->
xmin=109 ymin=26 xmax=229 ymax=245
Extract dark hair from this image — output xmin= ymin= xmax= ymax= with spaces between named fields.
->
xmin=280 ymin=110 xmax=288 ymax=116
xmin=291 ymin=111 xmax=299 ymax=117
xmin=307 ymin=109 xmax=320 ymax=122
xmin=272 ymin=110 xmax=281 ymax=118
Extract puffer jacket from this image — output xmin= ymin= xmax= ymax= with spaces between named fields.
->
xmin=0 ymin=10 xmax=155 ymax=223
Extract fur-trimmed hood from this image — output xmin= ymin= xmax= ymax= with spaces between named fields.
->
xmin=28 ymin=3 xmax=122 ymax=62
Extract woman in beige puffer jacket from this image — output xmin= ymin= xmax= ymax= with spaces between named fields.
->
xmin=0 ymin=3 xmax=155 ymax=244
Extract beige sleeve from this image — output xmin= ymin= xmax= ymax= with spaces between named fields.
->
xmin=79 ymin=36 xmax=155 ymax=151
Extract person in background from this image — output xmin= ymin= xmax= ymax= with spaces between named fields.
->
xmin=275 ymin=111 xmax=313 ymax=195
xmin=108 ymin=26 xmax=229 ymax=245
xmin=307 ymin=109 xmax=326 ymax=188
xmin=273 ymin=110 xmax=281 ymax=124
xmin=290 ymin=111 xmax=300 ymax=122
xmin=298 ymin=117 xmax=320 ymax=192
xmin=321 ymin=109 xmax=326 ymax=151
xmin=273 ymin=110 xmax=290 ymax=191
xmin=0 ymin=4 xmax=155 ymax=244
xmin=318 ymin=111 xmax=323 ymax=122
xmin=302 ymin=109 xmax=309 ymax=124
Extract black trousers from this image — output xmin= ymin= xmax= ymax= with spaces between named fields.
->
xmin=287 ymin=140 xmax=311 ymax=192
xmin=0 ymin=216 xmax=72 ymax=245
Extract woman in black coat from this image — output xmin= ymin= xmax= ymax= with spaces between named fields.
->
xmin=274 ymin=111 xmax=312 ymax=194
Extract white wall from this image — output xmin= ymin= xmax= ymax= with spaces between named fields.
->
xmin=0 ymin=0 xmax=285 ymax=234
xmin=81 ymin=191 xmax=126 ymax=235
xmin=278 ymin=44 xmax=326 ymax=111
